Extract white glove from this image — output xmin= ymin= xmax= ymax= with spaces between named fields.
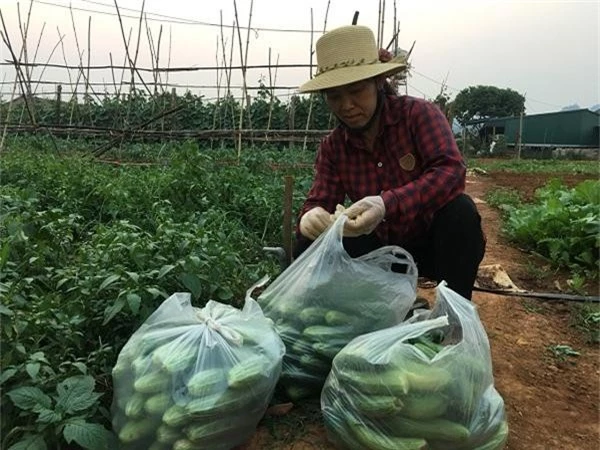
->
xmin=299 ymin=207 xmax=333 ymax=240
xmin=343 ymin=196 xmax=386 ymax=237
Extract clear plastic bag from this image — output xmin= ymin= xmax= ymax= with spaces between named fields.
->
xmin=257 ymin=214 xmax=418 ymax=401
xmin=111 ymin=288 xmax=285 ymax=450
xmin=322 ymin=281 xmax=508 ymax=450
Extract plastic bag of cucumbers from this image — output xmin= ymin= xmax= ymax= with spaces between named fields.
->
xmin=111 ymin=287 xmax=285 ymax=450
xmin=257 ymin=214 xmax=418 ymax=401
xmin=322 ymin=281 xmax=508 ymax=450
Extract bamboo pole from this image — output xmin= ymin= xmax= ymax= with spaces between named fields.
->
xmin=16 ymin=1 xmax=34 ymax=96
xmin=0 ymin=11 xmax=36 ymax=126
xmin=380 ymin=0 xmax=386 ymax=49
xmin=219 ymin=10 xmax=233 ymax=134
xmin=323 ymin=0 xmax=331 ymax=31
xmin=392 ymin=4 xmax=397 ymax=53
xmin=56 ymin=83 xmax=62 ymax=124
xmin=131 ymin=0 xmax=146 ymax=95
xmin=303 ymin=8 xmax=315 ymax=151
xmin=155 ymin=25 xmax=164 ymax=93
xmin=69 ymin=5 xmax=85 ymax=97
xmin=109 ymin=53 xmax=118 ymax=95
xmin=242 ymin=3 xmax=254 ymax=144
xmin=32 ymin=31 xmax=63 ymax=95
xmin=31 ymin=22 xmax=46 ymax=77
xmin=212 ymin=35 xmax=221 ymax=148
xmin=233 ymin=0 xmax=254 ymax=158
xmin=228 ymin=21 xmax=235 ymax=128
xmin=15 ymin=1 xmax=35 ymax=126
xmin=266 ymin=51 xmax=280 ymax=137
xmin=162 ymin=26 xmax=172 ymax=131
xmin=0 ymin=10 xmax=60 ymax=151
xmin=376 ymin=0 xmax=382 ymax=47
xmin=113 ymin=0 xmax=154 ymax=98
xmin=86 ymin=16 xmax=91 ymax=102
xmin=144 ymin=16 xmax=157 ymax=95
xmin=57 ymin=26 xmax=74 ymax=89
xmin=2 ymin=61 xmax=316 ymax=73
xmin=219 ymin=11 xmax=231 ymax=98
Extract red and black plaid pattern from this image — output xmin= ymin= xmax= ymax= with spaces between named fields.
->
xmin=298 ymin=95 xmax=466 ymax=247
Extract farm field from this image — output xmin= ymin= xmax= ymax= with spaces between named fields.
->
xmin=1 ymin=138 xmax=598 ymax=450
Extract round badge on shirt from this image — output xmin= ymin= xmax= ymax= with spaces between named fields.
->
xmin=399 ymin=153 xmax=416 ymax=171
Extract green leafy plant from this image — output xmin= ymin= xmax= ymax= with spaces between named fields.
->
xmin=572 ymin=303 xmax=600 ymax=344
xmin=503 ymin=179 xmax=599 ymax=277
xmin=4 ymin=375 xmax=115 ymax=450
xmin=547 ymin=344 xmax=580 ymax=362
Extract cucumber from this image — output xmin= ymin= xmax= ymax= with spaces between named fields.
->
xmin=156 ymin=424 xmax=182 ymax=444
xmin=124 ymin=392 xmax=147 ymax=418
xmin=134 ymin=370 xmax=171 ymax=394
xmin=389 ymin=416 xmax=471 ymax=442
xmin=351 ymin=394 xmax=402 ymax=417
xmin=186 ymin=368 xmax=225 ymax=397
xmin=118 ymin=417 xmax=157 ymax=443
xmin=227 ymin=356 xmax=270 ymax=389
xmin=299 ymin=307 xmax=329 ymax=325
xmin=144 ymin=392 xmax=173 ymax=416
xmin=398 ymin=392 xmax=448 ymax=420
xmin=337 ymin=368 xmax=409 ymax=396
xmin=352 ymin=424 xmax=429 ymax=450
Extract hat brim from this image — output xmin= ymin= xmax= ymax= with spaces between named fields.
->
xmin=298 ymin=62 xmax=407 ymax=93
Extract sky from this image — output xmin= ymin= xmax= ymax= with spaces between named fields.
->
xmin=0 ymin=0 xmax=598 ymax=114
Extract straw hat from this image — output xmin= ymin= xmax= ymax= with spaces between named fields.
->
xmin=298 ymin=25 xmax=408 ymax=93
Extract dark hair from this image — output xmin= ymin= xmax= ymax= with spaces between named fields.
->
xmin=382 ymin=79 xmax=398 ymax=96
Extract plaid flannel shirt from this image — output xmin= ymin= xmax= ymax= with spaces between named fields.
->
xmin=298 ymin=95 xmax=466 ymax=247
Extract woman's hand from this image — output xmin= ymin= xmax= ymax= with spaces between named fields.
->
xmin=343 ymin=196 xmax=386 ymax=237
xmin=299 ymin=207 xmax=333 ymax=240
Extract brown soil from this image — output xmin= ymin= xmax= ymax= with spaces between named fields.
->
xmin=239 ymin=167 xmax=600 ymax=450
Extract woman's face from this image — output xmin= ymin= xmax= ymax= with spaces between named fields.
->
xmin=323 ymin=79 xmax=379 ymax=129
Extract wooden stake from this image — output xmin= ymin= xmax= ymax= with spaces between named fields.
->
xmin=283 ymin=175 xmax=294 ymax=266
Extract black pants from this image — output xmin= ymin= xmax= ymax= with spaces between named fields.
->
xmin=293 ymin=194 xmax=486 ymax=300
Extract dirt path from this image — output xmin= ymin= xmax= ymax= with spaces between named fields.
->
xmin=467 ymin=172 xmax=599 ymax=450
xmin=242 ymin=170 xmax=599 ymax=450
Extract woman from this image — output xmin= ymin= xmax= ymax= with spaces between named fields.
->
xmin=294 ymin=24 xmax=486 ymax=300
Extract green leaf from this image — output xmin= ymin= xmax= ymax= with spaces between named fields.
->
xmin=125 ymin=271 xmax=139 ymax=282
xmin=145 ymin=287 xmax=166 ymax=299
xmin=7 ymin=434 xmax=47 ymax=450
xmin=72 ymin=362 xmax=88 ymax=374
xmin=157 ymin=264 xmax=176 ymax=279
xmin=216 ymin=287 xmax=233 ymax=301
xmin=0 ymin=368 xmax=17 ymax=385
xmin=179 ymin=273 xmax=202 ymax=299
xmin=98 ymin=274 xmax=120 ymax=292
xmin=7 ymin=386 xmax=52 ymax=411
xmin=26 ymin=363 xmax=41 ymax=380
xmin=0 ymin=304 xmax=13 ymax=316
xmin=63 ymin=418 xmax=111 ymax=450
xmin=126 ymin=293 xmax=141 ymax=315
xmin=102 ymin=297 xmax=126 ymax=325
xmin=29 ymin=352 xmax=48 ymax=363
xmin=37 ymin=407 xmax=62 ymax=424
xmin=55 ymin=376 xmax=101 ymax=414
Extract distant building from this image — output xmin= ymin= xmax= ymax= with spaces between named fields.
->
xmin=467 ymin=109 xmax=600 ymax=156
